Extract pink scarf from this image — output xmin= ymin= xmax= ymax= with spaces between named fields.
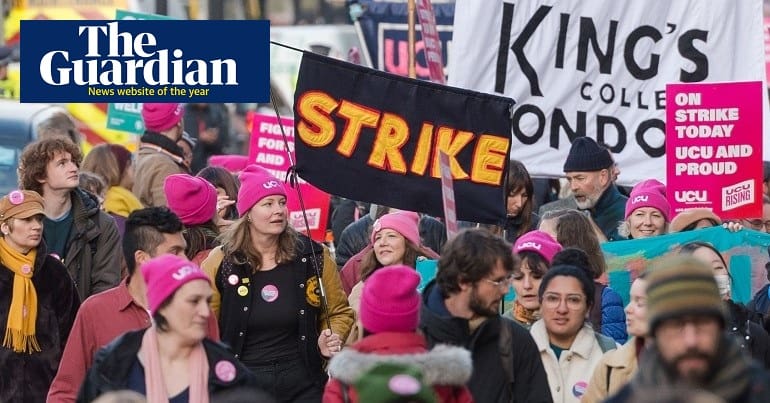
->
xmin=138 ymin=327 xmax=210 ymax=403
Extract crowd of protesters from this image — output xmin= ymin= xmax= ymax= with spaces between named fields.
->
xmin=1 ymin=103 xmax=770 ymax=403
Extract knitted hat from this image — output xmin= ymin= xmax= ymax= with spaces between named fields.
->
xmin=108 ymin=144 xmax=132 ymax=179
xmin=514 ymin=230 xmax=562 ymax=264
xmin=141 ymin=103 xmax=184 ymax=132
xmin=353 ymin=362 xmax=437 ymax=403
xmin=0 ymin=190 xmax=45 ymax=221
xmin=164 ymin=174 xmax=217 ymax=226
xmin=141 ymin=254 xmax=211 ymax=315
xmin=209 ymin=155 xmax=249 ymax=174
xmin=646 ymin=256 xmax=727 ymax=334
xmin=625 ymin=179 xmax=671 ymax=221
xmin=563 ymin=137 xmax=614 ymax=172
xmin=236 ymin=164 xmax=286 ymax=216
xmin=669 ymin=209 xmax=722 ymax=233
xmin=370 ymin=211 xmax=421 ymax=247
xmin=360 ymin=265 xmax=421 ymax=334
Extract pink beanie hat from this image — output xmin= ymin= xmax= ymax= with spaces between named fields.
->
xmin=236 ymin=164 xmax=287 ymax=216
xmin=209 ymin=155 xmax=250 ymax=174
xmin=625 ymin=179 xmax=670 ymax=221
xmin=141 ymin=254 xmax=211 ymax=315
xmin=164 ymin=174 xmax=217 ymax=226
xmin=360 ymin=265 xmax=421 ymax=333
xmin=142 ymin=103 xmax=184 ymax=132
xmin=370 ymin=211 xmax=421 ymax=246
xmin=514 ymin=230 xmax=562 ymax=264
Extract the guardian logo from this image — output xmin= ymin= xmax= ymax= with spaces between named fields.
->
xmin=40 ymin=22 xmax=237 ymax=86
xmin=722 ymin=179 xmax=754 ymax=211
xmin=21 ymin=19 xmax=269 ymax=102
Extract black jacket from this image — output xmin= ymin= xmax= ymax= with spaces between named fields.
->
xmin=0 ymin=243 xmax=80 ymax=403
xmin=726 ymin=299 xmax=770 ymax=369
xmin=419 ymin=282 xmax=553 ymax=403
xmin=77 ymin=329 xmax=257 ymax=402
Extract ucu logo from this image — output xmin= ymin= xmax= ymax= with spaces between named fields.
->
xmin=674 ymin=190 xmax=707 ymax=202
xmin=263 ymin=180 xmax=281 ymax=189
xmin=632 ymin=195 xmax=648 ymax=204
xmin=172 ymin=265 xmax=197 ymax=280
xmin=518 ymin=242 xmax=542 ymax=250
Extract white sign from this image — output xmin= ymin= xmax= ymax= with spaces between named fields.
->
xmin=448 ymin=0 xmax=768 ymax=185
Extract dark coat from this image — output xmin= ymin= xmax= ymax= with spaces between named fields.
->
xmin=0 ymin=243 xmax=80 ymax=403
xmin=726 ymin=299 xmax=770 ymax=369
xmin=589 ymin=185 xmax=628 ymax=242
xmin=77 ymin=329 xmax=257 ymax=402
xmin=61 ymin=188 xmax=123 ymax=301
xmin=419 ymin=282 xmax=552 ymax=403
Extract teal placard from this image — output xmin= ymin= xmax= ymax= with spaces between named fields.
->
xmin=106 ymin=103 xmax=144 ymax=134
xmin=105 ymin=10 xmax=175 ymax=134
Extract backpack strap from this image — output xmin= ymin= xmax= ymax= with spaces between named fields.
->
xmin=499 ymin=319 xmax=515 ymax=402
xmin=595 ymin=332 xmax=617 ymax=353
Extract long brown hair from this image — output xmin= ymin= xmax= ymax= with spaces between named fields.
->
xmin=543 ymin=209 xmax=608 ymax=278
xmin=359 ymin=239 xmax=421 ymax=281
xmin=506 ymin=160 xmax=534 ymax=239
xmin=218 ymin=215 xmax=299 ymax=272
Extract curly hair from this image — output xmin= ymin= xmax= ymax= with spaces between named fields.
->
xmin=436 ymin=228 xmax=518 ymax=297
xmin=19 ymin=137 xmax=82 ymax=195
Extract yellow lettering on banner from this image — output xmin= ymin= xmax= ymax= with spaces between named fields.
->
xmin=368 ymin=113 xmax=409 ymax=173
xmin=336 ymin=100 xmax=380 ymax=157
xmin=471 ymin=135 xmax=509 ymax=185
xmin=410 ymin=123 xmax=434 ymax=175
xmin=431 ymin=128 xmax=472 ymax=179
xmin=296 ymin=91 xmax=338 ymax=147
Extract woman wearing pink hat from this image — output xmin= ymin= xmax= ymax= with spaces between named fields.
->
xmin=342 ymin=211 xmax=440 ymax=344
xmin=0 ymin=190 xmax=80 ymax=403
xmin=617 ymin=179 xmax=670 ymax=239
xmin=78 ymin=254 xmax=257 ymax=402
xmin=505 ymin=230 xmax=562 ymax=329
xmin=201 ymin=164 xmax=354 ymax=402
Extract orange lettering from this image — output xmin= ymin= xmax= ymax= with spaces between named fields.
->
xmin=471 ymin=135 xmax=509 ymax=185
xmin=431 ymin=127 xmax=472 ymax=179
xmin=336 ymin=100 xmax=380 ymax=157
xmin=296 ymin=91 xmax=338 ymax=147
xmin=368 ymin=113 xmax=409 ymax=173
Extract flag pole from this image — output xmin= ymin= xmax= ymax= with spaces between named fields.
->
xmin=407 ymin=0 xmax=416 ymax=78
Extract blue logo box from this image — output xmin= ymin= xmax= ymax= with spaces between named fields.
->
xmin=21 ymin=20 xmax=269 ymax=103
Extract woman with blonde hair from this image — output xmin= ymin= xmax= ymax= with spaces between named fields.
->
xmin=202 ymin=164 xmax=354 ymax=402
xmin=81 ymin=143 xmax=143 ymax=218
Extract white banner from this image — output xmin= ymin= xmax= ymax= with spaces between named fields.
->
xmin=448 ymin=0 xmax=768 ymax=185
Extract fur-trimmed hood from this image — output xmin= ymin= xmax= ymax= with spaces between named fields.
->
xmin=328 ymin=343 xmax=472 ymax=386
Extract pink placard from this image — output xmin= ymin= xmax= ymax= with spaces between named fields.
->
xmin=415 ymin=0 xmax=445 ymax=84
xmin=665 ymin=81 xmax=763 ymax=221
xmin=248 ymin=112 xmax=330 ymax=241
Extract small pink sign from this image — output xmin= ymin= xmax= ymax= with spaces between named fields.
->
xmin=416 ymin=0 xmax=445 ymax=84
xmin=248 ymin=112 xmax=331 ymax=241
xmin=665 ymin=81 xmax=763 ymax=220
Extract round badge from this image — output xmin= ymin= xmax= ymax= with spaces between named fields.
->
xmin=388 ymin=374 xmax=421 ymax=395
xmin=214 ymin=360 xmax=236 ymax=382
xmin=49 ymin=253 xmax=62 ymax=262
xmin=21 ymin=264 xmax=31 ymax=275
xmin=261 ymin=285 xmax=279 ymax=302
xmin=227 ymin=274 xmax=239 ymax=285
xmin=237 ymin=285 xmax=249 ymax=297
xmin=8 ymin=190 xmax=24 ymax=205
xmin=572 ymin=381 xmax=588 ymax=398
xmin=305 ymin=276 xmax=320 ymax=307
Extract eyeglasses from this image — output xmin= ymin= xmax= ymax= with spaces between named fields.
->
xmin=542 ymin=293 xmax=586 ymax=310
xmin=482 ymin=275 xmax=514 ymax=289
xmin=745 ymin=219 xmax=770 ymax=231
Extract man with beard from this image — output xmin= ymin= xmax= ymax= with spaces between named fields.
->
xmin=541 ymin=137 xmax=627 ymax=241
xmin=605 ymin=256 xmax=770 ymax=403
xmin=419 ymin=229 xmax=552 ymax=403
